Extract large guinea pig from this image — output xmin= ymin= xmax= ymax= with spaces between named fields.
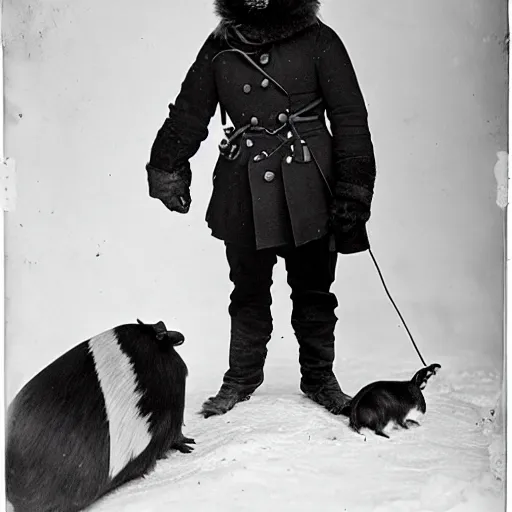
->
xmin=343 ymin=363 xmax=441 ymax=439
xmin=6 ymin=319 xmax=194 ymax=512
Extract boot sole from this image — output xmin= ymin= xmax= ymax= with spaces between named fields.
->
xmin=200 ymin=394 xmax=252 ymax=418
xmin=303 ymin=391 xmax=351 ymax=416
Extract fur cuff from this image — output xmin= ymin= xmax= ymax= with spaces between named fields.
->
xmin=334 ymin=156 xmax=376 ymax=207
xmin=146 ymin=164 xmax=192 ymax=187
xmin=334 ymin=182 xmax=373 ymax=209
xmin=330 ymin=199 xmax=370 ymax=233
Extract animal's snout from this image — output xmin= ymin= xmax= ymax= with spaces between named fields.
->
xmin=167 ymin=331 xmax=185 ymax=346
xmin=427 ymin=363 xmax=441 ymax=378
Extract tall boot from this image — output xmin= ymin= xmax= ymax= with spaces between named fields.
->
xmin=200 ymin=242 xmax=276 ymax=418
xmin=284 ymin=237 xmax=351 ymax=415
xmin=292 ymin=293 xmax=351 ymax=415
xmin=200 ymin=314 xmax=271 ymax=418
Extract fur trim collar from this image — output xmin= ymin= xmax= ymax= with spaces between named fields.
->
xmin=213 ymin=0 xmax=321 ymax=45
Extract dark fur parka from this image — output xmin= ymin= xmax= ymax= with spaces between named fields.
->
xmin=147 ymin=0 xmax=376 ymax=252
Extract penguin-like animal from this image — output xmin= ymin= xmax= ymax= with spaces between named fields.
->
xmin=6 ymin=319 xmax=193 ymax=512
xmin=342 ymin=363 xmax=441 ymax=439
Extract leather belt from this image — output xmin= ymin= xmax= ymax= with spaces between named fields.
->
xmin=219 ymin=97 xmax=323 ymax=162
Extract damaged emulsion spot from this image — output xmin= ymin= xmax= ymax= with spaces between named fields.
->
xmin=494 ymin=151 xmax=508 ymax=209
xmin=96 ymin=240 xmax=107 ymax=258
xmin=501 ymin=32 xmax=510 ymax=56
xmin=3 ymin=0 xmax=69 ymax=62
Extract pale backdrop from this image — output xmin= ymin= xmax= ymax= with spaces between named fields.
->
xmin=3 ymin=0 xmax=508 ymax=403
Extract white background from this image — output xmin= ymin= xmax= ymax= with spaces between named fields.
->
xmin=3 ymin=0 xmax=507 ymax=407
xmin=2 ymin=1 xmax=508 ymax=511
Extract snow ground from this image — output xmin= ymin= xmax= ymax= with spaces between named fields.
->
xmin=81 ymin=353 xmax=504 ymax=512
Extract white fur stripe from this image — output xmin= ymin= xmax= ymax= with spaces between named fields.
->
xmin=88 ymin=329 xmax=152 ymax=479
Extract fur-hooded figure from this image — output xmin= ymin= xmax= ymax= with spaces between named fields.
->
xmin=148 ymin=0 xmax=376 ymax=253
xmin=147 ymin=0 xmax=377 ymax=418
xmin=214 ymin=0 xmax=321 ymax=43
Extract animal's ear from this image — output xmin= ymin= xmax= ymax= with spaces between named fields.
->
xmin=154 ymin=330 xmax=185 ymax=352
xmin=152 ymin=321 xmax=169 ymax=341
xmin=136 ymin=319 xmax=184 ymax=347
xmin=137 ymin=319 xmax=168 ymax=339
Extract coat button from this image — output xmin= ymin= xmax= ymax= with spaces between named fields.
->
xmin=264 ymin=171 xmax=275 ymax=182
xmin=278 ymin=112 xmax=288 ymax=123
xmin=287 ymin=131 xmax=293 ymax=139
xmin=251 ymin=116 xmax=259 ymax=126
xmin=261 ymin=78 xmax=269 ymax=88
xmin=260 ymin=53 xmax=270 ymax=65
xmin=243 ymin=84 xmax=252 ymax=94
xmin=286 ymin=156 xmax=293 ymax=164
xmin=246 ymin=139 xmax=254 ymax=147
xmin=254 ymin=151 xmax=268 ymax=162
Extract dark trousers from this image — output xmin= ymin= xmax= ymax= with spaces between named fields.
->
xmin=223 ymin=235 xmax=339 ymax=392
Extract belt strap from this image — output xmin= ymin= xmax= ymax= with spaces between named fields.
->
xmin=289 ymin=97 xmax=323 ymax=119
xmin=220 ymin=96 xmax=323 ymax=132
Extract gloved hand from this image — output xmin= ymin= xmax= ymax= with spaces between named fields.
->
xmin=146 ymin=164 xmax=191 ymax=214
xmin=329 ymin=198 xmax=371 ymax=254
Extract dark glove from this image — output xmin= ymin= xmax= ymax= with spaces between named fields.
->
xmin=329 ymin=198 xmax=371 ymax=254
xmin=146 ymin=164 xmax=191 ymax=214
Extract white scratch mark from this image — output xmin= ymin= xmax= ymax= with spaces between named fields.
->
xmin=494 ymin=151 xmax=508 ymax=209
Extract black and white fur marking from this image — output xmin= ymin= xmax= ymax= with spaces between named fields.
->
xmin=342 ymin=363 xmax=441 ymax=439
xmin=6 ymin=319 xmax=193 ymax=512
xmin=88 ymin=329 xmax=153 ymax=477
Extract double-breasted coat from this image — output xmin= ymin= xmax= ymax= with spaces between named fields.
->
xmin=147 ymin=17 xmax=376 ymax=251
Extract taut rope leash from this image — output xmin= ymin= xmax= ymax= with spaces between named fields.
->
xmin=367 ymin=247 xmax=428 ymax=367
xmin=367 ymin=151 xmax=509 ymax=368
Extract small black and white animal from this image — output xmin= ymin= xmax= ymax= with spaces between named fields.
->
xmin=342 ymin=363 xmax=441 ymax=439
xmin=6 ymin=319 xmax=194 ymax=512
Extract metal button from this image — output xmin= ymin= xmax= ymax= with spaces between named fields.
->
xmin=264 ymin=171 xmax=275 ymax=182
xmin=250 ymin=116 xmax=259 ymax=126
xmin=254 ymin=151 xmax=268 ymax=162
xmin=243 ymin=84 xmax=252 ymax=94
xmin=261 ymin=78 xmax=270 ymax=88
xmin=278 ymin=113 xmax=288 ymax=123
xmin=286 ymin=156 xmax=293 ymax=164
xmin=246 ymin=139 xmax=254 ymax=147
xmin=260 ymin=53 xmax=270 ymax=65
xmin=287 ymin=131 xmax=293 ymax=139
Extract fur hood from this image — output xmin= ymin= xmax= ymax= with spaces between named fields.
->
xmin=213 ymin=0 xmax=321 ymax=44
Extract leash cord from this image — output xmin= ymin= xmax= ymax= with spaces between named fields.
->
xmin=368 ymin=248 xmax=427 ymax=367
